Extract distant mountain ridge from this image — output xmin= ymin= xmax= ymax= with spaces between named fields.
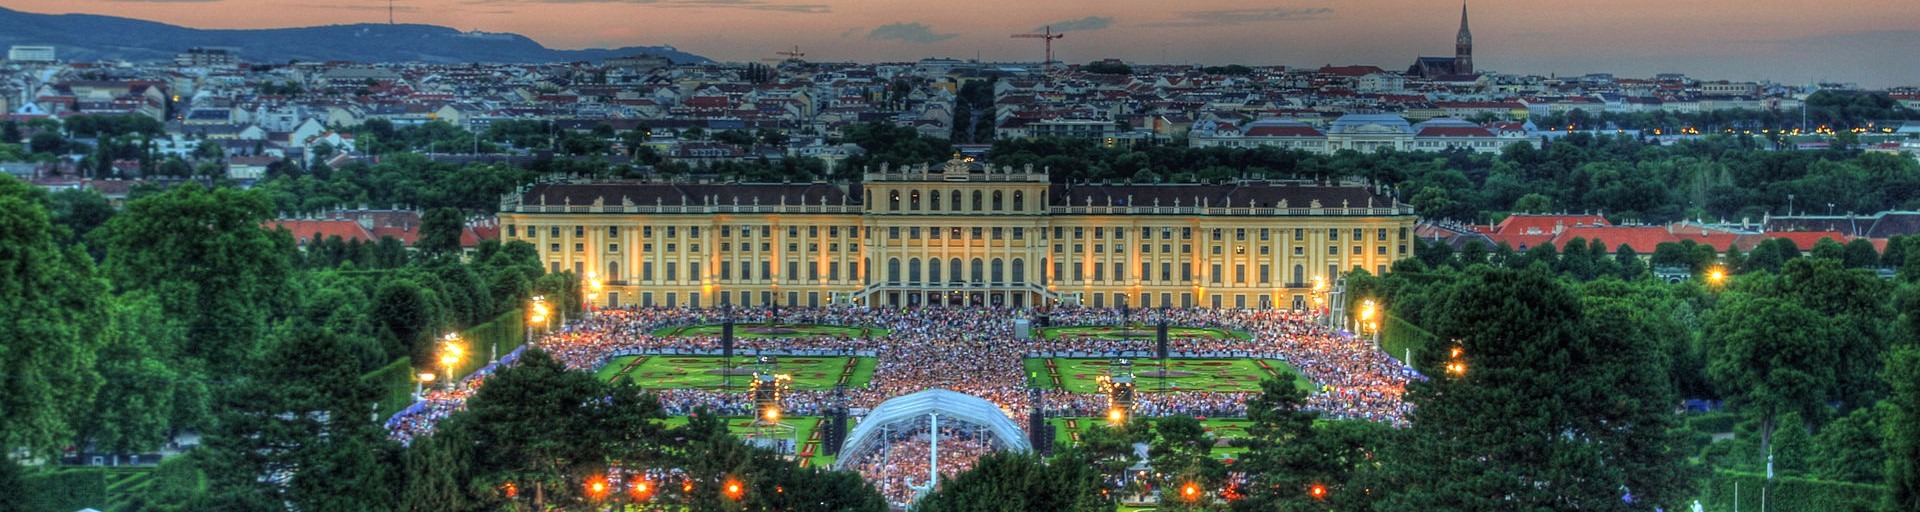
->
xmin=0 ymin=7 xmax=710 ymax=65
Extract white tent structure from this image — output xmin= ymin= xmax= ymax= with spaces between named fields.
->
xmin=833 ymin=388 xmax=1031 ymax=472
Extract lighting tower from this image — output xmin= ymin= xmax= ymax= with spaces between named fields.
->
xmin=748 ymin=355 xmax=798 ymax=454
xmin=1097 ymin=358 xmax=1136 ymax=423
xmin=1010 ymin=26 xmax=1064 ymax=77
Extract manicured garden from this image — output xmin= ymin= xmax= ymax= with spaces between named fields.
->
xmin=1038 ymin=325 xmax=1251 ymax=341
xmin=596 ymin=355 xmax=877 ymax=390
xmin=1029 ymin=358 xmax=1314 ymax=393
xmin=650 ymin=323 xmax=890 ymax=338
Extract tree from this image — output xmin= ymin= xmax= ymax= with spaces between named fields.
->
xmin=80 ymin=292 xmax=182 ymax=455
xmin=201 ymin=323 xmax=400 ymax=511
xmin=913 ymin=450 xmax=1111 ymax=512
xmin=0 ymin=176 xmax=108 ymax=458
xmin=416 ymin=207 xmax=465 ymax=256
xmin=1809 ymin=404 xmax=1886 ymax=483
xmin=1885 ymin=346 xmax=1920 ymax=512
xmin=99 ymin=183 xmax=295 ymax=374
xmin=372 ymin=279 xmax=436 ymax=366
xmin=1705 ymin=293 xmax=1835 ymax=471
xmin=45 ymin=187 xmax=116 ymax=244
xmin=1512 ymin=192 xmax=1552 ymax=214
xmin=450 ymin=349 xmax=664 ymax=510
xmin=1377 ymin=267 xmax=1694 ymax=511
xmin=1841 ymin=238 xmax=1879 ymax=269
xmin=1231 ymin=375 xmax=1357 ymax=512
xmin=1149 ymin=415 xmax=1227 ymax=512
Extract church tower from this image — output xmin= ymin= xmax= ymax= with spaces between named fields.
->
xmin=1454 ymin=2 xmax=1474 ymax=75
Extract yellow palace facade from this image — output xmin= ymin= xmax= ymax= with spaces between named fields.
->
xmin=496 ymin=158 xmax=1416 ymax=310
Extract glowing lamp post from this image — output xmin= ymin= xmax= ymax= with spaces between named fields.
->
xmin=415 ymin=372 xmax=435 ymax=401
xmin=526 ymin=296 xmax=548 ymax=347
xmin=439 ymin=333 xmax=462 ymax=391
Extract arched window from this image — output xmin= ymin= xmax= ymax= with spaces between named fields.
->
xmin=991 ymin=258 xmax=1004 ymax=283
xmin=909 ymin=190 xmax=921 ymax=211
xmin=971 ymin=258 xmax=985 ymax=283
xmin=888 ymin=190 xmax=900 ymax=211
xmin=1293 ymin=264 xmax=1305 ymax=285
xmin=1013 ymin=191 xmax=1024 ymax=211
xmin=992 ymin=191 xmax=1003 ymax=211
xmin=950 ymin=190 xmax=961 ymax=210
xmin=909 ymin=258 xmax=922 ymax=283
xmin=607 ymin=262 xmax=620 ymax=281
xmin=1012 ymin=258 xmax=1026 ymax=284
xmin=950 ymin=258 xmax=963 ymax=284
xmin=929 ymin=258 xmax=942 ymax=283
xmin=887 ymin=258 xmax=900 ymax=283
xmin=930 ymin=190 xmax=942 ymax=211
xmin=972 ymin=191 xmax=984 ymax=211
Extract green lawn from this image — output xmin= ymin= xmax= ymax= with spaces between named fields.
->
xmin=1033 ymin=358 xmax=1313 ymax=393
xmin=1048 ymin=417 xmax=1253 ymax=461
xmin=650 ymin=323 xmax=891 ymax=339
xmin=1039 ymin=325 xmax=1251 ymax=341
xmin=597 ymin=355 xmax=876 ymax=390
xmin=657 ymin=416 xmax=843 ymax=468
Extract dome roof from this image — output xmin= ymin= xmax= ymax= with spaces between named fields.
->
xmin=834 ymin=388 xmax=1031 ymax=470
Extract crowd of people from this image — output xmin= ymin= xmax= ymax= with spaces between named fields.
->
xmin=382 ymin=304 xmax=1418 ymax=485
xmin=844 ymin=428 xmax=998 ymax=507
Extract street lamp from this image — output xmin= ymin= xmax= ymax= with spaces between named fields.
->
xmin=527 ymin=295 xmax=549 ymax=347
xmin=1706 ymin=266 xmax=1727 ymax=287
xmin=584 ymin=272 xmax=603 ymax=319
xmin=440 ymin=333 xmax=463 ymax=391
xmin=415 ymin=372 xmax=435 ymax=401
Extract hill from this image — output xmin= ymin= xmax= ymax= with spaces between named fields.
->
xmin=0 ymin=7 xmax=709 ymax=65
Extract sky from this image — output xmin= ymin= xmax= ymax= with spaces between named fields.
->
xmin=10 ymin=0 xmax=1920 ymax=87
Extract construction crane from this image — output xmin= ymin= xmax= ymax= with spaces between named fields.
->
xmin=775 ymin=45 xmax=806 ymax=60
xmin=1010 ymin=26 xmax=1064 ymax=77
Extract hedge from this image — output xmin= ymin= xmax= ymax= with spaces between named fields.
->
xmin=365 ymin=308 xmax=529 ymax=419
xmin=28 ymin=467 xmax=110 ymax=512
xmin=1380 ymin=314 xmax=1437 ymax=366
xmin=1701 ymin=469 xmax=1886 ymax=512
xmin=1686 ymin=412 xmax=1740 ymax=434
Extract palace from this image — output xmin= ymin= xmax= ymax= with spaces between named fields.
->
xmin=497 ymin=157 xmax=1416 ymax=310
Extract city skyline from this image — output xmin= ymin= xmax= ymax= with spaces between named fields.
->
xmin=6 ymin=1 xmax=1920 ymax=87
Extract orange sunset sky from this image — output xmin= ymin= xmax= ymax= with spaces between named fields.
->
xmin=6 ymin=0 xmax=1918 ymax=86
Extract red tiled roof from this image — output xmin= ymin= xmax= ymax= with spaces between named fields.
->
xmin=1766 ymin=231 xmax=1848 ymax=250
xmin=270 ymin=220 xmax=375 ymax=245
xmin=1548 ymin=226 xmax=1676 ymax=254
xmin=1485 ymin=233 xmax=1555 ymax=251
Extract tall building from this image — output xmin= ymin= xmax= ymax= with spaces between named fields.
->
xmin=1454 ymin=2 xmax=1473 ymax=76
xmin=1408 ymin=2 xmax=1475 ymax=79
xmin=497 ymin=157 xmax=1417 ymax=310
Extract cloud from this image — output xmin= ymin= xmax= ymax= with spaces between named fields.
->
xmin=841 ymin=27 xmax=866 ymax=38
xmin=105 ymin=0 xmax=222 ymax=3
xmin=1143 ymin=7 xmax=1333 ymax=28
xmin=1039 ymin=16 xmax=1113 ymax=33
xmin=866 ymin=22 xmax=956 ymax=44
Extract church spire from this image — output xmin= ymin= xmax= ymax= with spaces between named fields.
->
xmin=1454 ymin=1 xmax=1474 ymax=75
xmin=1457 ymin=2 xmax=1471 ymax=44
